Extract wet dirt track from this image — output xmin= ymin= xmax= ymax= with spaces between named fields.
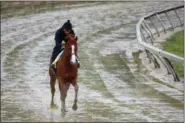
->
xmin=1 ymin=2 xmax=184 ymax=122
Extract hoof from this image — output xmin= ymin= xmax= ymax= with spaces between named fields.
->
xmin=61 ymin=107 xmax=67 ymax=112
xmin=61 ymin=110 xmax=66 ymax=117
xmin=72 ymin=103 xmax=78 ymax=111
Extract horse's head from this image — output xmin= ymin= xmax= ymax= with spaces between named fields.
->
xmin=64 ymin=33 xmax=78 ymax=65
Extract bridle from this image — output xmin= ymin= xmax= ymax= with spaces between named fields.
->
xmin=64 ymin=34 xmax=78 ymax=65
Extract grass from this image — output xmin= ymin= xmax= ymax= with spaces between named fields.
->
xmin=162 ymin=30 xmax=184 ymax=78
xmin=163 ymin=30 xmax=184 ymax=57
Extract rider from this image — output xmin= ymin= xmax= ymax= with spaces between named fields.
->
xmin=50 ymin=20 xmax=80 ymax=70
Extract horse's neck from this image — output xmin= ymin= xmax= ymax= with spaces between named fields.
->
xmin=63 ymin=54 xmax=70 ymax=64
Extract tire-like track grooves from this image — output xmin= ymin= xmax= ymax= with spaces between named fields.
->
xmin=1 ymin=2 xmax=183 ymax=122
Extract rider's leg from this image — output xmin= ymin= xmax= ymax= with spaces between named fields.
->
xmin=50 ymin=53 xmax=57 ymax=77
xmin=50 ymin=46 xmax=61 ymax=73
xmin=51 ymin=47 xmax=60 ymax=64
xmin=52 ymin=48 xmax=64 ymax=68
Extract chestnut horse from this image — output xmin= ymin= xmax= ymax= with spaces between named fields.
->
xmin=49 ymin=33 xmax=79 ymax=113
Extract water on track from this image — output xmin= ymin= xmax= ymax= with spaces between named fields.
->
xmin=1 ymin=2 xmax=184 ymax=122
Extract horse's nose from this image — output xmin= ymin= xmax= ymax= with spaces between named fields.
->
xmin=70 ymin=60 xmax=76 ymax=65
xmin=70 ymin=54 xmax=76 ymax=65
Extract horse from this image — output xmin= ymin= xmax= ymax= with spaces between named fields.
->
xmin=49 ymin=32 xmax=79 ymax=114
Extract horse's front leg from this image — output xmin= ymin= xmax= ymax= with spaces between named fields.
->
xmin=72 ymin=83 xmax=79 ymax=111
xmin=49 ymin=69 xmax=56 ymax=108
xmin=58 ymin=77 xmax=66 ymax=113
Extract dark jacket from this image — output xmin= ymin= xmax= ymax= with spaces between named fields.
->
xmin=54 ymin=27 xmax=66 ymax=46
xmin=51 ymin=20 xmax=74 ymax=63
xmin=54 ymin=20 xmax=73 ymax=46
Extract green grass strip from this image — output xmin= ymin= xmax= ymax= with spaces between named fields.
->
xmin=162 ymin=30 xmax=184 ymax=78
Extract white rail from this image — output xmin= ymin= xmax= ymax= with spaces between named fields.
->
xmin=136 ymin=5 xmax=184 ymax=81
xmin=137 ymin=18 xmax=184 ymax=63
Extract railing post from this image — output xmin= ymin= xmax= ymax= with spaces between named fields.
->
xmin=149 ymin=17 xmax=160 ymax=36
xmin=152 ymin=54 xmax=160 ymax=68
xmin=140 ymin=29 xmax=147 ymax=42
xmin=143 ymin=20 xmax=154 ymax=39
xmin=156 ymin=13 xmax=166 ymax=33
xmin=163 ymin=57 xmax=180 ymax=81
xmin=174 ymin=9 xmax=183 ymax=26
xmin=145 ymin=50 xmax=160 ymax=68
xmin=164 ymin=12 xmax=174 ymax=30
xmin=155 ymin=55 xmax=172 ymax=74
xmin=141 ymin=23 xmax=154 ymax=44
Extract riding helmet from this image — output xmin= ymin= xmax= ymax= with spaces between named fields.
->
xmin=63 ymin=20 xmax=72 ymax=30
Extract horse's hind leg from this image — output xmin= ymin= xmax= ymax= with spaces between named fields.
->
xmin=72 ymin=83 xmax=79 ymax=111
xmin=49 ymin=70 xmax=56 ymax=107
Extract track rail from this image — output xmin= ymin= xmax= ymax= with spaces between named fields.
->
xmin=136 ymin=5 xmax=184 ymax=81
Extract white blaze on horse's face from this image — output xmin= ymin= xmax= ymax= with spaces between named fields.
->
xmin=70 ymin=45 xmax=76 ymax=65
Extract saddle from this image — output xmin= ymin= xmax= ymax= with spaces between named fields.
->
xmin=52 ymin=49 xmax=64 ymax=68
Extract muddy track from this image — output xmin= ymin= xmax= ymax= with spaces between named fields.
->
xmin=1 ymin=2 xmax=184 ymax=122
